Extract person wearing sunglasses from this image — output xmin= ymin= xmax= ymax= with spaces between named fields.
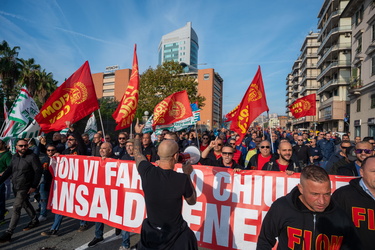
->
xmin=37 ymin=144 xmax=56 ymax=223
xmin=333 ymin=155 xmax=375 ymax=250
xmin=228 ymin=138 xmax=243 ymax=165
xmin=0 ymin=140 xmax=12 ymax=226
xmin=245 ymin=140 xmax=272 ymax=170
xmin=201 ymin=145 xmax=243 ymax=170
xmin=201 ymin=138 xmax=224 ymax=162
xmin=292 ymin=135 xmax=311 ymax=168
xmin=0 ymin=139 xmax=42 ymax=243
xmin=337 ymin=141 xmax=374 ymax=176
xmin=113 ymin=132 xmax=129 ymax=159
xmin=199 ymin=135 xmax=211 ymax=152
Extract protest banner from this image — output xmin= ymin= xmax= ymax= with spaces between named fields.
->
xmin=50 ymin=155 xmax=353 ymax=250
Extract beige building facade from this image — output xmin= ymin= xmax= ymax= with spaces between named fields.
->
xmin=342 ymin=0 xmax=375 ymax=138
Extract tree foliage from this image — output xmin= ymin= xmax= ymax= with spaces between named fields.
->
xmin=137 ymin=61 xmax=205 ymax=118
xmin=0 ymin=40 xmax=58 ymax=109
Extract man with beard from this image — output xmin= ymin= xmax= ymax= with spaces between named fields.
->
xmin=113 ymin=132 xmax=128 ymax=159
xmin=257 ymin=165 xmax=360 ymax=249
xmin=0 ymin=139 xmax=42 ymax=243
xmin=337 ymin=141 xmax=373 ymax=176
xmin=333 ymin=156 xmax=375 ymax=250
xmin=262 ymin=141 xmax=297 ymax=174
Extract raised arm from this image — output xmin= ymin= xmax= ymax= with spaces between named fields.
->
xmin=133 ymin=119 xmax=147 ymax=168
xmin=182 ymin=161 xmax=197 ymax=205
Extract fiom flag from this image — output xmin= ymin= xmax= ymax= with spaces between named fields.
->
xmin=289 ymin=93 xmax=316 ymax=119
xmin=35 ymin=61 xmax=99 ymax=133
xmin=230 ymin=66 xmax=269 ymax=144
xmin=112 ymin=45 xmax=140 ymax=130
xmin=152 ymin=90 xmax=193 ymax=128
xmin=225 ymin=104 xmax=239 ymax=122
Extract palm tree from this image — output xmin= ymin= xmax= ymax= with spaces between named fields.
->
xmin=35 ymin=69 xmax=57 ymax=106
xmin=0 ymin=40 xmax=21 ymax=103
xmin=17 ymin=58 xmax=41 ymax=96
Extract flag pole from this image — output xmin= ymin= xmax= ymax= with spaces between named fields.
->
xmin=195 ymin=123 xmax=200 ymax=149
xmin=97 ymin=109 xmax=105 ymax=138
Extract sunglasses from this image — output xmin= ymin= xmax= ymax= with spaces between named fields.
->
xmin=118 ymin=137 xmax=126 ymax=140
xmin=47 ymin=149 xmax=56 ymax=152
xmin=17 ymin=144 xmax=28 ymax=147
xmin=230 ymin=143 xmax=236 ymax=145
xmin=222 ymin=152 xmax=233 ymax=155
xmin=355 ymin=149 xmax=372 ymax=154
xmin=67 ymin=138 xmax=76 ymax=141
xmin=202 ymin=138 xmax=209 ymax=140
xmin=260 ymin=146 xmax=270 ymax=149
xmin=216 ymin=144 xmax=223 ymax=146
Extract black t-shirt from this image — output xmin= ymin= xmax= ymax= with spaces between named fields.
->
xmin=138 ymin=160 xmax=193 ymax=230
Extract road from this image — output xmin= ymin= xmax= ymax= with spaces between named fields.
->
xmin=0 ymin=194 xmax=210 ymax=250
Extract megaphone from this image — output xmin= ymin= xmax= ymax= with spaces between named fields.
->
xmin=178 ymin=146 xmax=201 ymax=164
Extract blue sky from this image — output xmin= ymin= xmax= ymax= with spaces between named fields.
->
xmin=1 ymin=0 xmax=322 ymax=116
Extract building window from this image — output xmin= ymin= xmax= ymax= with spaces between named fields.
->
xmin=357 ymin=99 xmax=361 ymax=112
xmin=355 ymin=5 xmax=364 ymax=26
xmin=357 ymin=35 xmax=362 ymax=53
xmin=371 ymin=94 xmax=375 ymax=109
xmin=103 ymin=89 xmax=114 ymax=93
xmin=103 ymin=82 xmax=114 ymax=86
xmin=204 ymin=74 xmax=210 ymax=80
xmin=372 ymin=23 xmax=375 ymax=42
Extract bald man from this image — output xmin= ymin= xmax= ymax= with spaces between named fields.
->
xmin=133 ymin=120 xmax=198 ymax=250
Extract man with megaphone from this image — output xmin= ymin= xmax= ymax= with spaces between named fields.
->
xmin=133 ymin=119 xmax=198 ymax=250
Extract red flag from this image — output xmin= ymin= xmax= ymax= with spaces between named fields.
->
xmin=152 ymin=90 xmax=193 ymax=128
xmin=230 ymin=66 xmax=269 ymax=143
xmin=112 ymin=45 xmax=140 ymax=130
xmin=225 ymin=105 xmax=239 ymax=122
xmin=35 ymin=61 xmax=99 ymax=133
xmin=289 ymin=94 xmax=316 ymax=119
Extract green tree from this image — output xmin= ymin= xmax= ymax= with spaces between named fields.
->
xmin=0 ymin=40 xmax=58 ymax=109
xmin=0 ymin=40 xmax=20 ymax=104
xmin=137 ymin=61 xmax=205 ymax=117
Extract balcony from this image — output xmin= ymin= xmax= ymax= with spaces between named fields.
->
xmin=317 ymin=78 xmax=349 ymax=95
xmin=317 ymin=43 xmax=351 ymax=67
xmin=348 ymin=77 xmax=363 ymax=90
xmin=317 ymin=60 xmax=350 ymax=81
xmin=317 ymin=9 xmax=342 ymax=38
xmin=318 ymin=26 xmax=352 ymax=54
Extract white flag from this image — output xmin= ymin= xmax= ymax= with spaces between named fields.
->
xmin=84 ymin=113 xmax=97 ymax=140
xmin=2 ymin=87 xmax=39 ymax=137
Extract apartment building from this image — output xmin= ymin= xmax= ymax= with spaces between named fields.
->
xmin=342 ymin=0 xmax=375 ymax=138
xmin=316 ymin=0 xmax=351 ymax=132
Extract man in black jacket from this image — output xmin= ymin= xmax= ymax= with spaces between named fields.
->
xmin=257 ymin=165 xmax=360 ymax=249
xmin=337 ymin=141 xmax=373 ymax=176
xmin=0 ymin=139 xmax=42 ymax=243
xmin=262 ymin=141 xmax=297 ymax=174
xmin=332 ymin=155 xmax=375 ymax=250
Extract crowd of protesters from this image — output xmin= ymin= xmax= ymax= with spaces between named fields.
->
xmin=0 ymin=124 xmax=374 ymax=249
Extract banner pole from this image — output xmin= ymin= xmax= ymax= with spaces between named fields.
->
xmin=97 ymin=109 xmax=105 ymax=138
xmin=195 ymin=123 xmax=200 ymax=149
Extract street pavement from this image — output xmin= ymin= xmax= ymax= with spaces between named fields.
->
xmin=0 ymin=194 xmax=210 ymax=250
